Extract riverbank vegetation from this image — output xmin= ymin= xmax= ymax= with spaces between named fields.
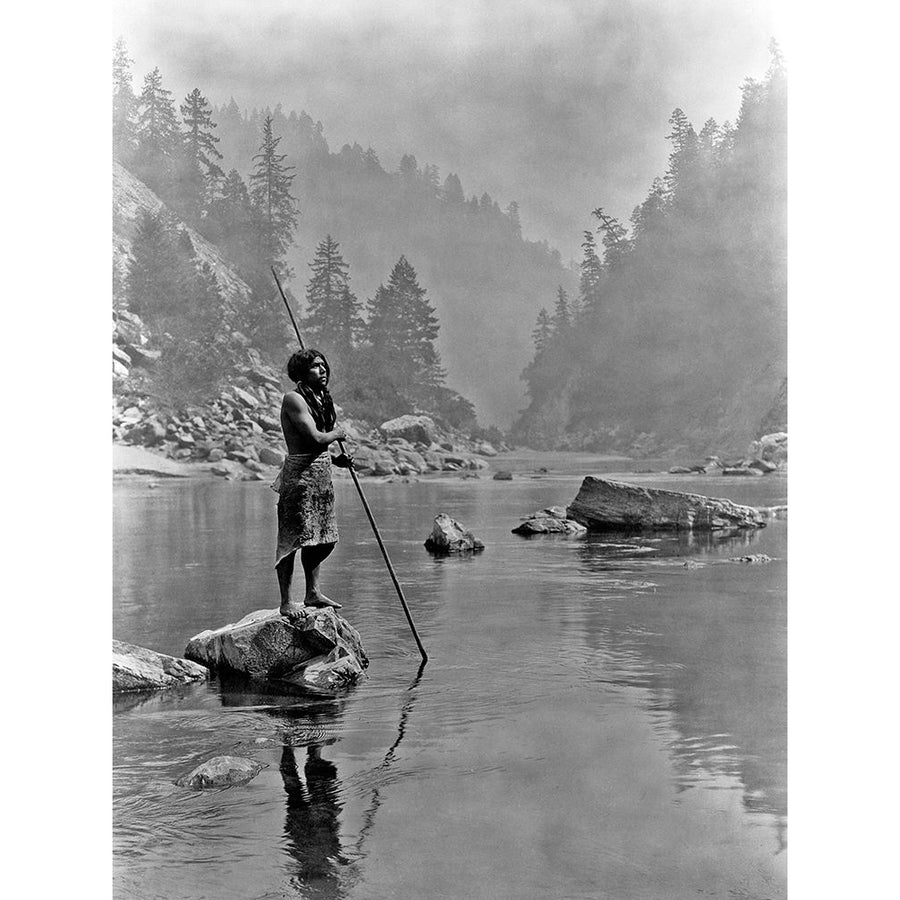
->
xmin=112 ymin=38 xmax=572 ymax=429
xmin=112 ymin=39 xmax=785 ymax=458
xmin=513 ymin=44 xmax=786 ymax=456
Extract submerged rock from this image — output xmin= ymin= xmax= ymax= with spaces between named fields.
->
xmin=512 ymin=507 xmax=587 ymax=536
xmin=175 ymin=755 xmax=264 ymax=790
xmin=424 ymin=512 xmax=485 ymax=553
xmin=185 ymin=607 xmax=368 ymax=692
xmin=567 ymin=477 xmax=766 ymax=532
xmin=112 ymin=640 xmax=209 ymax=693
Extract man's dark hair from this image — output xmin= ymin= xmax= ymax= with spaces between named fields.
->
xmin=286 ymin=348 xmax=336 ymax=431
xmin=287 ymin=348 xmax=331 ymax=384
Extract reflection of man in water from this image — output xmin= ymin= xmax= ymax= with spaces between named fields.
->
xmin=280 ymin=742 xmax=347 ymax=891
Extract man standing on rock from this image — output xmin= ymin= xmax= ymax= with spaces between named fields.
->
xmin=273 ymin=348 xmax=352 ymax=618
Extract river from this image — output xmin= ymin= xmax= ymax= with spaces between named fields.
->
xmin=113 ymin=452 xmax=787 ymax=900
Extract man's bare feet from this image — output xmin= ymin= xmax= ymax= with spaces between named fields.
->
xmin=304 ymin=591 xmax=342 ymax=609
xmin=279 ymin=601 xmax=308 ymax=621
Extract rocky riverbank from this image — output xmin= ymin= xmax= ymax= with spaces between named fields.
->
xmin=666 ymin=432 xmax=788 ymax=477
xmin=113 ymin=309 xmax=508 ymax=481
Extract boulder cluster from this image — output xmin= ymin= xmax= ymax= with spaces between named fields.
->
xmin=351 ymin=416 xmax=498 ymax=477
xmin=668 ymin=432 xmax=788 ymax=477
xmin=113 ymin=311 xmax=506 ymax=479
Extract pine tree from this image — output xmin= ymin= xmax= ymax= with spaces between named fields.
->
xmin=664 ymin=108 xmax=699 ymax=202
xmin=205 ymin=168 xmax=255 ymax=269
xmin=423 ymin=164 xmax=441 ymax=195
xmin=629 ymin=177 xmax=667 ymax=239
xmin=552 ymin=286 xmax=571 ymax=335
xmin=134 ymin=68 xmax=181 ymax=187
xmin=579 ymin=230 xmax=604 ymax=316
xmin=303 ymin=235 xmax=363 ymax=365
xmin=441 ymin=173 xmax=465 ymax=204
xmin=179 ymin=88 xmax=224 ymax=220
xmin=367 ymin=255 xmax=443 ymax=396
xmin=531 ymin=307 xmax=553 ymax=355
xmin=592 ymin=207 xmax=631 ymax=270
xmin=398 ymin=154 xmax=419 ymax=183
xmin=112 ymin=38 xmax=137 ymax=163
xmin=363 ymin=147 xmax=383 ymax=174
xmin=505 ymin=201 xmax=522 ymax=237
xmin=249 ymin=114 xmax=298 ymax=273
xmin=126 ymin=209 xmax=192 ymax=322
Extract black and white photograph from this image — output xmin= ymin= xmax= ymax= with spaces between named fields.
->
xmin=104 ymin=1 xmax=801 ymax=897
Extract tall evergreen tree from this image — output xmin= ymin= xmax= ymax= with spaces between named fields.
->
xmin=112 ymin=38 xmax=137 ymax=163
xmin=303 ymin=235 xmax=363 ymax=365
xmin=179 ymin=88 xmax=224 ymax=221
xmin=592 ymin=207 xmax=631 ymax=270
xmin=134 ymin=68 xmax=181 ymax=187
xmin=367 ymin=255 xmax=443 ymax=394
xmin=552 ymin=286 xmax=571 ymax=335
xmin=629 ymin=177 xmax=667 ymax=239
xmin=125 ymin=209 xmax=192 ymax=322
xmin=398 ymin=154 xmax=419 ymax=183
xmin=531 ymin=307 xmax=553 ymax=355
xmin=249 ymin=114 xmax=298 ymax=274
xmin=423 ymin=163 xmax=441 ymax=195
xmin=579 ymin=230 xmax=604 ymax=317
xmin=664 ymin=107 xmax=699 ymax=203
xmin=441 ymin=173 xmax=465 ymax=204
xmin=505 ymin=201 xmax=522 ymax=237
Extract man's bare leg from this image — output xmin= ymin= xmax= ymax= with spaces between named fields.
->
xmin=277 ymin=552 xmax=307 ymax=619
xmin=301 ymin=543 xmax=341 ymax=608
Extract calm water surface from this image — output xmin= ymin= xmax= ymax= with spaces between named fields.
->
xmin=113 ymin=453 xmax=787 ymax=900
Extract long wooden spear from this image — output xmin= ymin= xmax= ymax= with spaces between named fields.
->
xmin=271 ymin=268 xmax=428 ymax=664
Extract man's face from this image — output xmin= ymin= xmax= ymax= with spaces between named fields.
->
xmin=304 ymin=357 xmax=328 ymax=389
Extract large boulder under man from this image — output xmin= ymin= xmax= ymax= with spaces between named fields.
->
xmin=273 ymin=348 xmax=353 ymax=618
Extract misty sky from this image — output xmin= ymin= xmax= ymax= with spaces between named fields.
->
xmin=114 ymin=0 xmax=780 ymax=262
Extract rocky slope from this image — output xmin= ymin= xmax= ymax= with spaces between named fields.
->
xmin=112 ymin=166 xmax=507 ymax=478
xmin=113 ymin=161 xmax=251 ymax=308
xmin=113 ymin=321 xmax=502 ymax=480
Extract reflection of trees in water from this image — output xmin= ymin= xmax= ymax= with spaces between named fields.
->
xmin=573 ymin=531 xmax=786 ymax=844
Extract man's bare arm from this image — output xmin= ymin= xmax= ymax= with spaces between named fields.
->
xmin=282 ymin=393 xmax=347 ymax=447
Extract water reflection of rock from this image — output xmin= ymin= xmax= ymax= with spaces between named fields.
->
xmin=573 ymin=530 xmax=786 ymax=844
xmin=578 ymin=527 xmax=761 ymax=562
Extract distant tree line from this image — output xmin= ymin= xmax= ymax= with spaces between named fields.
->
xmin=113 ymin=38 xmax=477 ymax=427
xmin=514 ymin=43 xmax=787 ymax=452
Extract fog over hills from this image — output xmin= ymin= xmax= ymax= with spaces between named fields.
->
xmin=114 ymin=0 xmax=778 ymax=262
xmin=112 ymin=1 xmax=783 ymax=440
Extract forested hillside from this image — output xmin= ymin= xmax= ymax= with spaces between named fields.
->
xmin=512 ymin=47 xmax=787 ymax=456
xmin=112 ymin=39 xmax=575 ymax=426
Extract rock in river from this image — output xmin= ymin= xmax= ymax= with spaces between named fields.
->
xmin=424 ymin=512 xmax=485 ymax=553
xmin=567 ymin=476 xmax=766 ymax=532
xmin=512 ymin=507 xmax=587 ymax=536
xmin=113 ymin=640 xmax=209 ymax=693
xmin=185 ymin=607 xmax=368 ymax=692
xmin=175 ymin=756 xmax=264 ymax=790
